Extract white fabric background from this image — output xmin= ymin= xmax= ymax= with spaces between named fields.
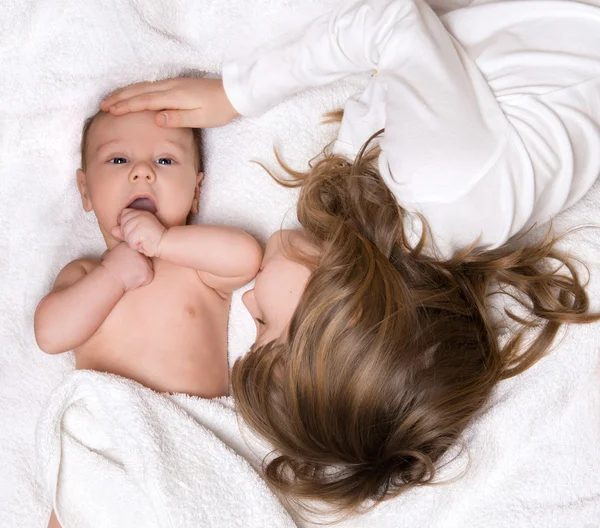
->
xmin=1 ymin=0 xmax=599 ymax=526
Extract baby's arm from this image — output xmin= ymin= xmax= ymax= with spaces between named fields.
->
xmin=113 ymin=209 xmax=261 ymax=294
xmin=158 ymin=225 xmax=262 ymax=295
xmin=34 ymin=259 xmax=125 ymax=354
xmin=34 ymin=244 xmax=153 ymax=354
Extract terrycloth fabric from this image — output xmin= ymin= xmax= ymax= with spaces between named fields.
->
xmin=36 ymin=370 xmax=295 ymax=528
xmin=1 ymin=0 xmax=600 ymax=526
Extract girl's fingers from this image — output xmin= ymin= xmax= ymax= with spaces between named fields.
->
xmin=106 ymin=90 xmax=185 ymax=115
xmin=100 ymin=80 xmax=174 ymax=110
xmin=157 ymin=109 xmax=204 ymax=128
xmin=101 ymin=82 xmax=156 ymax=109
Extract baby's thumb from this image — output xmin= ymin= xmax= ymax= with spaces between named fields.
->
xmin=111 ymin=226 xmax=123 ymax=240
xmin=158 ymin=110 xmax=201 ymax=128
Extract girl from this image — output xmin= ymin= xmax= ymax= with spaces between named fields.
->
xmin=102 ymin=0 xmax=600 ymax=514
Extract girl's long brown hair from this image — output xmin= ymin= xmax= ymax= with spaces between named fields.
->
xmin=231 ymin=113 xmax=599 ymax=515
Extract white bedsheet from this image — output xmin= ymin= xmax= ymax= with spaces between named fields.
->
xmin=1 ymin=0 xmax=599 ymax=526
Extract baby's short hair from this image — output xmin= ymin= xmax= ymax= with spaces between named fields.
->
xmin=79 ymin=111 xmax=203 ymax=171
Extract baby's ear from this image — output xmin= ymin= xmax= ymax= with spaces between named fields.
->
xmin=190 ymin=171 xmax=204 ymax=214
xmin=76 ymin=169 xmax=93 ymax=212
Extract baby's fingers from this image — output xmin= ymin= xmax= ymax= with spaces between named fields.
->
xmin=111 ymin=226 xmax=124 ymax=240
xmin=117 ymin=208 xmax=136 ymax=225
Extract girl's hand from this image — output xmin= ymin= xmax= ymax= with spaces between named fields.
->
xmin=111 ymin=209 xmax=167 ymax=258
xmin=100 ymin=78 xmax=239 ymax=128
xmin=101 ymin=243 xmax=154 ymax=292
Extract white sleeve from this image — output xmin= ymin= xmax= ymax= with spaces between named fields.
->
xmin=222 ymin=0 xmax=508 ymax=201
xmin=222 ymin=0 xmax=432 ymax=117
xmin=221 ymin=0 xmax=510 ymax=246
xmin=222 ymin=0 xmax=600 ymax=254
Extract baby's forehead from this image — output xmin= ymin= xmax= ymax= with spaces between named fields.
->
xmin=88 ymin=111 xmax=194 ymax=148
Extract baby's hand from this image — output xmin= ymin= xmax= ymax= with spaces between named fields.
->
xmin=111 ymin=209 xmax=167 ymax=258
xmin=101 ymin=242 xmax=154 ymax=292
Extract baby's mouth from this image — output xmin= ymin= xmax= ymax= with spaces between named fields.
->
xmin=126 ymin=197 xmax=157 ymax=214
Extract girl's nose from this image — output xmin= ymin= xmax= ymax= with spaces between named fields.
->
xmin=242 ymin=290 xmax=257 ymax=317
xmin=129 ymin=162 xmax=156 ymax=184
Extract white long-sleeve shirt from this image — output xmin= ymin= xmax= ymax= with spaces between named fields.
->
xmin=222 ymin=0 xmax=600 ymax=255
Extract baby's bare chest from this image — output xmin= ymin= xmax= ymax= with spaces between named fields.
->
xmin=104 ymin=267 xmax=221 ymax=333
xmin=75 ymin=263 xmax=230 ymax=390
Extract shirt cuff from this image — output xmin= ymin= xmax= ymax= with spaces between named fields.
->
xmin=222 ymin=59 xmax=259 ymax=118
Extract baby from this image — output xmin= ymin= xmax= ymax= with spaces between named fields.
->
xmin=34 ymin=109 xmax=262 ymax=399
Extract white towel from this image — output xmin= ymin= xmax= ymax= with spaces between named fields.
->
xmin=1 ymin=0 xmax=599 ymax=526
xmin=36 ymin=370 xmax=295 ymax=528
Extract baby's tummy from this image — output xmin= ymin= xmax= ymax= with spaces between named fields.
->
xmin=75 ymin=320 xmax=229 ymax=398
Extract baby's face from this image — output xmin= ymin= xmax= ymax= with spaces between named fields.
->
xmin=242 ymin=230 xmax=314 ymax=345
xmin=77 ymin=111 xmax=202 ymax=243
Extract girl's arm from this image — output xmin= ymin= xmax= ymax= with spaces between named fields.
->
xmin=224 ymin=0 xmax=600 ymax=253
xmin=222 ymin=0 xmax=483 ymax=117
xmin=222 ymin=0 xmax=508 ymax=202
xmin=157 ymin=225 xmax=263 ymax=295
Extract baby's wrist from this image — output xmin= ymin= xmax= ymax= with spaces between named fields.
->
xmin=155 ymin=227 xmax=169 ymax=259
xmin=99 ymin=261 xmax=127 ymax=294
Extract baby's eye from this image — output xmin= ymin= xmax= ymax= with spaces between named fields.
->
xmin=256 ymin=318 xmax=266 ymax=325
xmin=156 ymin=158 xmax=174 ymax=166
xmin=109 ymin=157 xmax=128 ymax=165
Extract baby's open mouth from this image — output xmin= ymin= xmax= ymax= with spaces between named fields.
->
xmin=127 ymin=197 xmax=157 ymax=214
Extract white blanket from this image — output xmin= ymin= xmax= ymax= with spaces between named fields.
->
xmin=36 ymin=370 xmax=295 ymax=527
xmin=2 ymin=0 xmax=600 ymax=526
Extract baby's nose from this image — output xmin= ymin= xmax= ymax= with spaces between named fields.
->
xmin=129 ymin=162 xmax=156 ymax=183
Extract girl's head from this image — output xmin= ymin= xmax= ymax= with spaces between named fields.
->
xmin=232 ymin=126 xmax=597 ymax=515
xmin=242 ymin=229 xmax=315 ymax=346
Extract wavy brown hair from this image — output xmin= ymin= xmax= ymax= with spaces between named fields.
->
xmin=231 ymin=114 xmax=599 ymax=515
